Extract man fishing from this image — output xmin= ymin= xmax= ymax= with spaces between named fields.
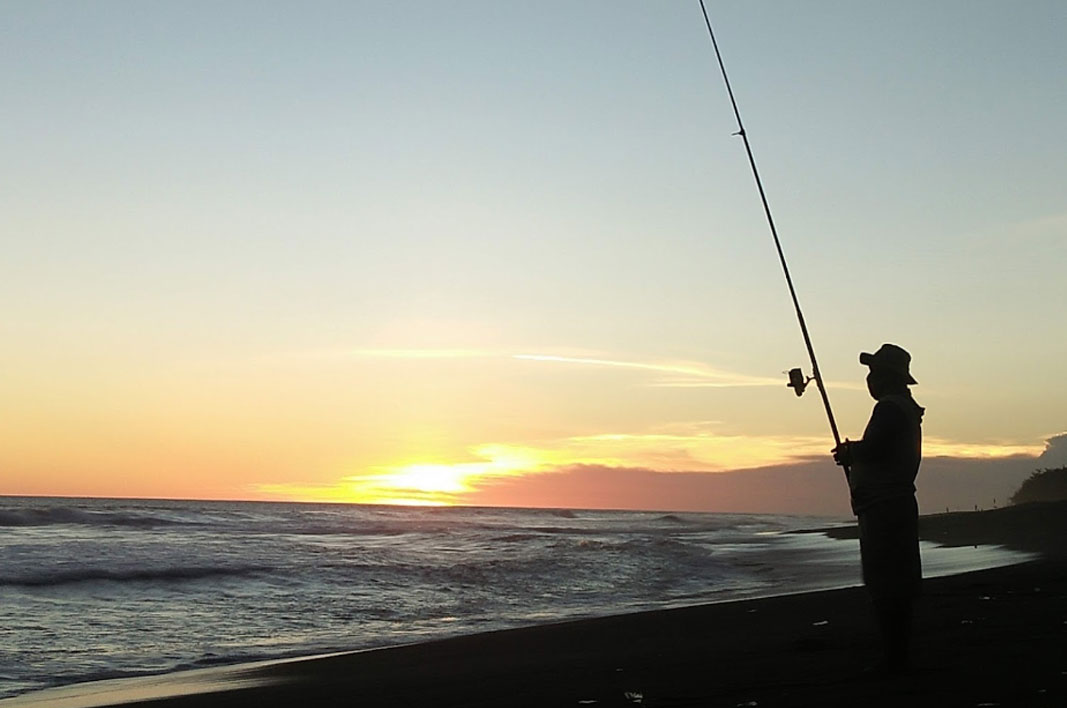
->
xmin=697 ymin=2 xmax=926 ymax=675
xmin=832 ymin=343 xmax=924 ymax=675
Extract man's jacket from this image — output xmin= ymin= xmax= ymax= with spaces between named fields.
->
xmin=847 ymin=392 xmax=925 ymax=515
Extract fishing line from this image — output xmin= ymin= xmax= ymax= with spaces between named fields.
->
xmin=696 ymin=0 xmax=847 ymax=474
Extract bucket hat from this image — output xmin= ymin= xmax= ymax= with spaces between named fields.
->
xmin=860 ymin=343 xmax=917 ymax=385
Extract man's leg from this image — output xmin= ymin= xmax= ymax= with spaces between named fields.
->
xmin=874 ymin=596 xmax=913 ymax=674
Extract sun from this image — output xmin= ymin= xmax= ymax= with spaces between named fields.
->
xmin=354 ymin=447 xmax=550 ymax=506
xmin=379 ymin=463 xmax=472 ymax=496
xmin=257 ymin=445 xmax=553 ymax=507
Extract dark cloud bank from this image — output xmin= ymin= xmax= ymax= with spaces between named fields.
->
xmin=468 ymin=434 xmax=1067 ymax=517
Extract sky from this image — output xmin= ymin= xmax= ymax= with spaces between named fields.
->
xmin=2 ymin=1 xmax=1064 ymax=515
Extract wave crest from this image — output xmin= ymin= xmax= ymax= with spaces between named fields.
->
xmin=0 ymin=506 xmax=193 ymax=529
xmin=1 ymin=565 xmax=270 ymax=588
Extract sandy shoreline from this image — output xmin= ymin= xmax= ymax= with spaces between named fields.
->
xmin=5 ymin=502 xmax=1064 ymax=708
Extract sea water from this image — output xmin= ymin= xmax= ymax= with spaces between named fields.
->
xmin=0 ymin=496 xmax=1026 ymax=699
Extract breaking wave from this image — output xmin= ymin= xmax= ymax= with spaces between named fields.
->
xmin=0 ymin=506 xmax=194 ymax=529
xmin=1 ymin=565 xmax=271 ymax=588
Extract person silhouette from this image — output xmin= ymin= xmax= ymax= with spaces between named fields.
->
xmin=832 ymin=343 xmax=924 ymax=675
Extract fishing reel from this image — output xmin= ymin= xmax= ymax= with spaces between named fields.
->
xmin=786 ymin=367 xmax=814 ymax=397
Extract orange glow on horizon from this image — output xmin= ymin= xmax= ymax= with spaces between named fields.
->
xmin=252 ymin=431 xmax=1051 ymax=508
xmin=258 ymin=447 xmax=553 ymax=506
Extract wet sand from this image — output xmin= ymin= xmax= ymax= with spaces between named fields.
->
xmin=5 ymin=502 xmax=1065 ymax=708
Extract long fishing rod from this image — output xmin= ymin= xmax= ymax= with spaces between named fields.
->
xmin=697 ymin=1 xmax=847 ymax=475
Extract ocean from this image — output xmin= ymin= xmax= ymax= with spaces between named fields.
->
xmin=0 ymin=496 xmax=1025 ymax=700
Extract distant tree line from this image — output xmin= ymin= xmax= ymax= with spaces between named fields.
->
xmin=1010 ymin=466 xmax=1067 ymax=505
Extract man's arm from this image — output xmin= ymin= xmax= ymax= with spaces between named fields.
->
xmin=850 ymin=401 xmax=908 ymax=462
xmin=833 ymin=400 xmax=907 ymax=466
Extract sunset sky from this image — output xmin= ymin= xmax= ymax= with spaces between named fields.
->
xmin=2 ymin=1 xmax=1064 ymax=515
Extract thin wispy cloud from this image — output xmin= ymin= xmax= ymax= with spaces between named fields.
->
xmin=266 ymin=346 xmax=862 ymax=392
xmin=514 ymin=353 xmax=781 ymax=387
xmin=265 ymin=347 xmax=795 ymax=389
xmin=261 ymin=347 xmax=498 ymax=364
xmin=923 ymin=437 xmax=1046 ymax=459
xmin=347 ymin=348 xmax=494 ymax=359
xmin=521 ymin=350 xmax=869 ymax=392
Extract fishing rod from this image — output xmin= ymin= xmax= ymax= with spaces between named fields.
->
xmin=696 ymin=1 xmax=848 ymax=475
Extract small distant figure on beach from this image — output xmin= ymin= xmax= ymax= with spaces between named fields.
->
xmin=832 ymin=343 xmax=924 ymax=675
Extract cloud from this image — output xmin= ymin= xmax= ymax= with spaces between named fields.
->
xmin=464 ymin=462 xmax=850 ymax=516
xmin=514 ymin=353 xmax=783 ymax=388
xmin=514 ymin=353 xmax=864 ymax=391
xmin=1004 ymin=211 xmax=1067 ymax=242
xmin=1036 ymin=432 xmax=1067 ymax=467
xmin=254 ymin=427 xmax=1055 ymax=515
xmin=555 ymin=430 xmax=828 ymax=471
xmin=268 ymin=347 xmax=497 ymax=362
xmin=261 ymin=345 xmax=857 ymax=395
xmin=463 ymin=452 xmax=1043 ymax=517
xmin=924 ymin=437 xmax=1048 ymax=459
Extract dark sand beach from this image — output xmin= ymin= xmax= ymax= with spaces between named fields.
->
xmin=6 ymin=502 xmax=1065 ymax=708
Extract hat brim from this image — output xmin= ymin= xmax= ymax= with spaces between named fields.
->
xmin=860 ymin=352 xmax=917 ymax=385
